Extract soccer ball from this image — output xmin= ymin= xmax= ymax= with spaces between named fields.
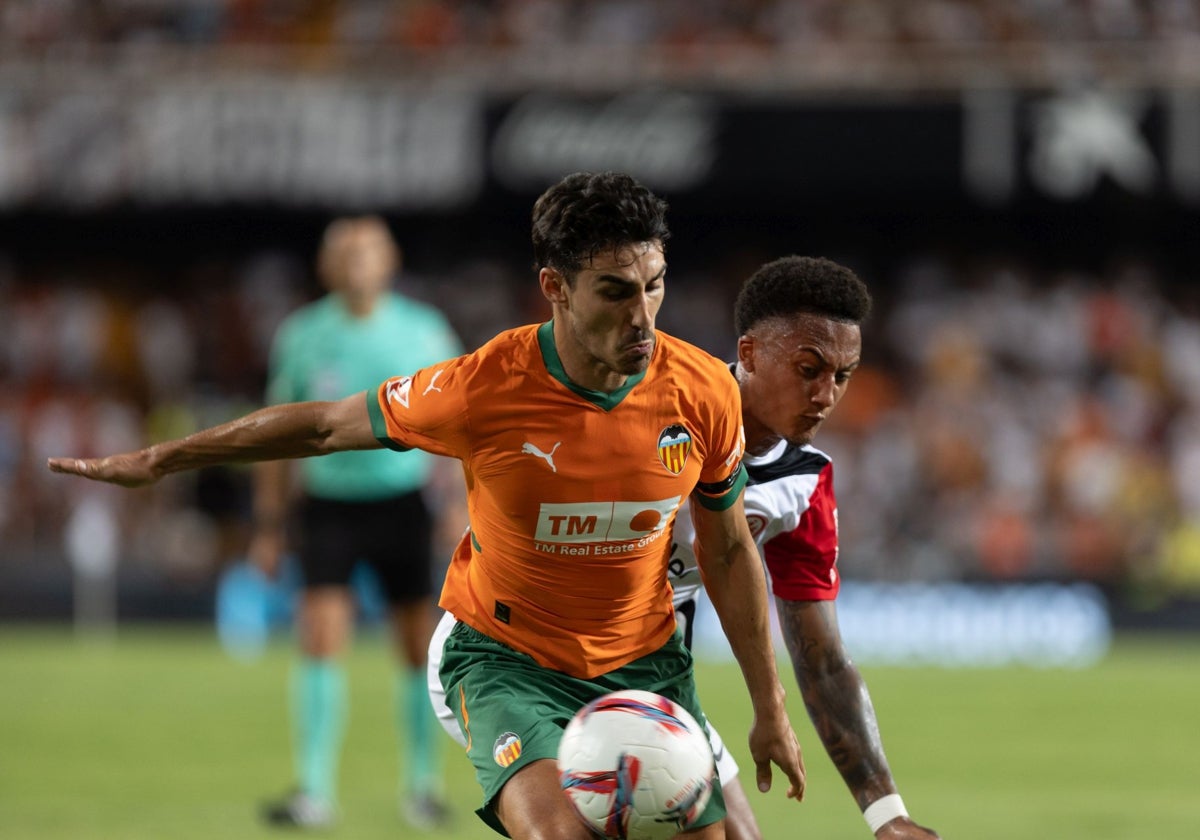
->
xmin=557 ymin=689 xmax=715 ymax=839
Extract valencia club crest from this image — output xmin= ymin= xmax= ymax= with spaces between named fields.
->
xmin=657 ymin=425 xmax=692 ymax=475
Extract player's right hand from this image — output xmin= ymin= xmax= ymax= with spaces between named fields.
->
xmin=47 ymin=453 xmax=159 ymax=488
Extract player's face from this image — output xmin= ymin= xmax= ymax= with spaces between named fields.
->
xmin=542 ymin=241 xmax=666 ymax=392
xmin=737 ymin=312 xmax=860 ymax=453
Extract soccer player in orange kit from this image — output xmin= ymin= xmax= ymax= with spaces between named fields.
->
xmin=49 ymin=171 xmax=805 ymax=839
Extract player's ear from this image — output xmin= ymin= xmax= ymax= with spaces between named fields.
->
xmin=737 ymin=334 xmax=756 ymax=372
xmin=540 ymin=267 xmax=570 ymax=307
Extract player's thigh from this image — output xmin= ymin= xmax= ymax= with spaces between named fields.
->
xmin=681 ymin=820 xmax=726 ymax=838
xmin=494 ymin=759 xmax=596 ymax=840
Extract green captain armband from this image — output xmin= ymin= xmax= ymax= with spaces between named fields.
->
xmin=691 ymin=463 xmax=747 ymax=511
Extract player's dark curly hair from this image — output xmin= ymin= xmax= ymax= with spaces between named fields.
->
xmin=531 ymin=171 xmax=670 ymax=280
xmin=734 ymin=256 xmax=872 ymax=336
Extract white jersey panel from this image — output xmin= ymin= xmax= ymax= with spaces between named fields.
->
xmin=669 ymin=440 xmax=827 ymax=607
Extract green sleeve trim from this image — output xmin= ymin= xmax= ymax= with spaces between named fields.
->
xmin=692 ymin=464 xmax=748 ymax=511
xmin=365 ymin=388 xmax=410 ymax=452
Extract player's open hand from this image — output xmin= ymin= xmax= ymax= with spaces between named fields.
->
xmin=47 ymin=452 xmax=159 ymax=488
xmin=749 ymin=712 xmax=806 ymax=802
xmin=877 ymin=818 xmax=941 ymax=839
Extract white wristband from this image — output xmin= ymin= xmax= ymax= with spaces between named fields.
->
xmin=863 ymin=794 xmax=908 ymax=833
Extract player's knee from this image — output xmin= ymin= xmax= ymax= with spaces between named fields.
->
xmin=495 ymin=762 xmax=596 ymax=840
xmin=511 ymin=813 xmax=595 ymax=840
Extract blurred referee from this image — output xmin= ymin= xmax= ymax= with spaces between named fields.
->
xmin=252 ymin=216 xmax=462 ymax=830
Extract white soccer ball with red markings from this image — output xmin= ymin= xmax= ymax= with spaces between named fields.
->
xmin=557 ymin=689 xmax=715 ymax=840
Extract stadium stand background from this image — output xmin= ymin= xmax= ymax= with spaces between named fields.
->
xmin=2 ymin=0 xmax=1200 ymax=636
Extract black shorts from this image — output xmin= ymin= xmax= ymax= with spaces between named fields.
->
xmin=297 ymin=490 xmax=434 ymax=605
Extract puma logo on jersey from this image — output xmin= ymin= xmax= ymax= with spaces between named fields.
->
xmin=423 ymin=369 xmax=445 ymax=396
xmin=522 ymin=441 xmax=561 ymax=472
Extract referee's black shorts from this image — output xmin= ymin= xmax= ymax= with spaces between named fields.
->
xmin=297 ymin=490 xmax=434 ymax=605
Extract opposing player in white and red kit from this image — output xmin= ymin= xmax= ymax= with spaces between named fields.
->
xmin=680 ymin=255 xmax=939 ymax=840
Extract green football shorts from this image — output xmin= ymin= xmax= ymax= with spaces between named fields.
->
xmin=437 ymin=620 xmax=726 ymax=836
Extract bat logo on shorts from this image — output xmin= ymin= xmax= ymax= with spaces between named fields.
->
xmin=493 ymin=731 xmax=523 ymax=767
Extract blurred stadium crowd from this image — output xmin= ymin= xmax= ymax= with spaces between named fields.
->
xmin=3 ymin=0 xmax=1199 ymax=50
xmin=2 ymin=0 xmax=1199 ymax=623
xmin=4 ymin=242 xmax=1200 ymax=613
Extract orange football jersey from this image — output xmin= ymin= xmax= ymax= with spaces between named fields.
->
xmin=368 ymin=321 xmax=746 ymax=678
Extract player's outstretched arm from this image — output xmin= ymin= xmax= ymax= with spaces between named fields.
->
xmin=777 ymin=598 xmax=941 ymax=838
xmin=47 ymin=392 xmax=381 ymax=488
xmin=691 ymin=495 xmax=806 ymax=802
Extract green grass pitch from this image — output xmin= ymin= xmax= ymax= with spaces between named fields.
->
xmin=2 ymin=626 xmax=1198 ymax=839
